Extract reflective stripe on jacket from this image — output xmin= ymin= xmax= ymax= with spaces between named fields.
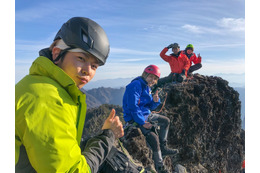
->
xmin=15 ymin=56 xmax=91 ymax=172
xmin=160 ymin=47 xmax=190 ymax=75
xmin=123 ymin=77 xmax=161 ymax=125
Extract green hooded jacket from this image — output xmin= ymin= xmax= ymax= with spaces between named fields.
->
xmin=15 ymin=56 xmax=96 ymax=172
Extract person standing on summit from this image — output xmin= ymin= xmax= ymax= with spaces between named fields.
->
xmin=15 ymin=17 xmax=125 ymax=173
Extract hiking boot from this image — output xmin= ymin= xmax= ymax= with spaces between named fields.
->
xmin=157 ymin=165 xmax=170 ymax=173
xmin=160 ymin=141 xmax=179 ymax=157
xmin=161 ymin=147 xmax=179 ymax=157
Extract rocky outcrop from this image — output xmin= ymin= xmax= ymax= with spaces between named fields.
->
xmin=83 ymin=74 xmax=245 ymax=172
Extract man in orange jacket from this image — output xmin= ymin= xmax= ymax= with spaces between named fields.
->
xmin=154 ymin=43 xmax=190 ymax=89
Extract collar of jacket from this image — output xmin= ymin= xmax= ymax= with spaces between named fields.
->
xmin=132 ymin=76 xmax=148 ymax=86
xmin=29 ymin=56 xmax=84 ymax=104
xmin=170 ymin=51 xmax=181 ymax=58
xmin=184 ymin=50 xmax=194 ymax=58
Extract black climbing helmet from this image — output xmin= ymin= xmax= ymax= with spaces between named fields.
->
xmin=54 ymin=17 xmax=110 ymax=66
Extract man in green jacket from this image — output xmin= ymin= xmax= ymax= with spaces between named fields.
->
xmin=15 ymin=17 xmax=125 ymax=173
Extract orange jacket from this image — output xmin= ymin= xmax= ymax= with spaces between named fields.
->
xmin=160 ymin=47 xmax=190 ymax=76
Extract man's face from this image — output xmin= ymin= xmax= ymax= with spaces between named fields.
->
xmin=186 ymin=49 xmax=193 ymax=55
xmin=172 ymin=47 xmax=180 ymax=54
xmin=145 ymin=74 xmax=159 ymax=87
xmin=53 ymin=48 xmax=99 ymax=89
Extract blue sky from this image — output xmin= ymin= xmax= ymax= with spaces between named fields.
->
xmin=15 ymin=0 xmax=245 ymax=86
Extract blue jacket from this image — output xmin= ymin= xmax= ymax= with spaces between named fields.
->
xmin=123 ymin=76 xmax=161 ymax=125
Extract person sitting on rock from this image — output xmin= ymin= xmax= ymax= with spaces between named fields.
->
xmin=123 ymin=65 xmax=179 ymax=173
xmin=159 ymin=43 xmax=190 ymax=85
xmin=181 ymin=44 xmax=202 ymax=77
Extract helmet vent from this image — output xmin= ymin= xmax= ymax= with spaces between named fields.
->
xmin=82 ymin=32 xmax=93 ymax=48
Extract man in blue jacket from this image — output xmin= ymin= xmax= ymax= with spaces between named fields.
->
xmin=123 ymin=65 xmax=179 ymax=173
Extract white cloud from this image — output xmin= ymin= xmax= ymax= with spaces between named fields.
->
xmin=181 ymin=17 xmax=245 ymax=35
xmin=216 ymin=18 xmax=245 ymax=31
xmin=142 ymin=24 xmax=169 ymax=32
xmin=181 ymin=24 xmax=221 ymax=35
xmin=182 ymin=24 xmax=203 ymax=34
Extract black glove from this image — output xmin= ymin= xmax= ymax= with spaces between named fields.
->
xmin=106 ymin=146 xmax=129 ymax=171
xmin=82 ymin=129 xmax=115 ymax=173
xmin=167 ymin=44 xmax=174 ymax=49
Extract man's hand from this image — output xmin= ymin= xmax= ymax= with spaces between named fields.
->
xmin=102 ymin=109 xmax=124 ymax=139
xmin=197 ymin=53 xmax=201 ymax=63
xmin=197 ymin=53 xmax=202 ymax=63
xmin=167 ymin=44 xmax=174 ymax=49
xmin=153 ymin=90 xmax=159 ymax=102
xmin=143 ymin=122 xmax=152 ymax=129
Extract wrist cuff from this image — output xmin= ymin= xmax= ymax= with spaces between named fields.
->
xmin=102 ymin=129 xmax=115 ymax=139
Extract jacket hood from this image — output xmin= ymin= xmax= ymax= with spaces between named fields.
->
xmin=131 ymin=76 xmax=148 ymax=86
xmin=29 ymin=56 xmax=81 ymax=103
xmin=39 ymin=48 xmax=53 ymax=61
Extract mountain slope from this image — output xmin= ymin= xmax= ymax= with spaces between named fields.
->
xmin=81 ymin=87 xmax=125 ymax=109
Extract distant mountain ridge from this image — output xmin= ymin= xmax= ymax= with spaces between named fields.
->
xmin=82 ymin=74 xmax=244 ymax=90
xmin=83 ymin=77 xmax=134 ymax=90
xmin=81 ymin=87 xmax=125 ymax=109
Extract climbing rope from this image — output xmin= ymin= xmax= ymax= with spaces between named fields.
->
xmin=152 ymin=87 xmax=168 ymax=114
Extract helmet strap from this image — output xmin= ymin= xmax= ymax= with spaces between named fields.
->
xmin=53 ymin=47 xmax=74 ymax=63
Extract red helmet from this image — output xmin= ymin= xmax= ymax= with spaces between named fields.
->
xmin=144 ymin=65 xmax=161 ymax=78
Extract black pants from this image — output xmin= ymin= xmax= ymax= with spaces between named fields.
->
xmin=188 ymin=63 xmax=202 ymax=74
xmin=138 ymin=113 xmax=170 ymax=152
xmin=155 ymin=72 xmax=186 ymax=89
xmin=156 ymin=73 xmax=175 ymax=87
